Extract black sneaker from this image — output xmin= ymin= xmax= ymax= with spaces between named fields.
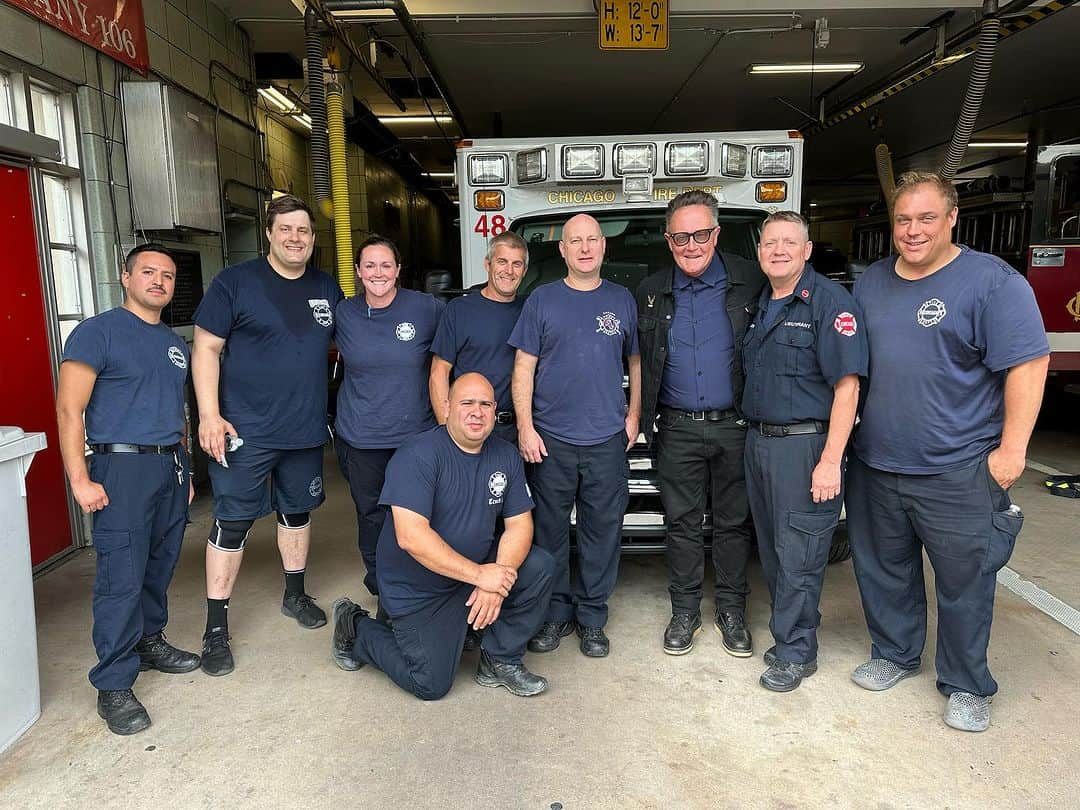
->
xmin=475 ymin=650 xmax=548 ymax=696
xmin=714 ymin=609 xmax=753 ymax=657
xmin=576 ymin=623 xmax=610 ymax=658
xmin=200 ymin=627 xmax=234 ymax=677
xmin=97 ymin=689 xmax=151 ymax=735
xmin=136 ymin=631 xmax=200 ymax=674
xmin=759 ymin=659 xmax=818 ymax=693
xmin=463 ymin=627 xmax=483 ymax=652
xmin=331 ymin=597 xmax=369 ymax=672
xmin=527 ymin=620 xmax=574 ymax=653
xmin=282 ymin=592 xmax=327 ymax=629
xmin=663 ymin=613 xmax=702 ymax=656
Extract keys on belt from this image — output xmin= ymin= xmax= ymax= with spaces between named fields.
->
xmin=495 ymin=411 xmax=515 ymax=425
xmin=754 ymin=421 xmax=829 ymax=437
xmin=661 ymin=406 xmax=737 ymax=422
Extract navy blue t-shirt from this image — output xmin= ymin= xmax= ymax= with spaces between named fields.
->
xmin=853 ymin=246 xmax=1049 ymax=474
xmin=431 ymin=291 xmax=525 ymax=414
xmin=741 ymin=268 xmax=868 ymax=424
xmin=764 ymin=293 xmax=793 ymax=329
xmin=508 ymin=279 xmax=639 ymax=446
xmin=63 ymin=307 xmax=189 ymax=445
xmin=334 ymin=288 xmax=445 ymax=449
xmin=376 ymin=426 xmax=534 ymax=617
xmin=193 ymin=258 xmax=343 ymax=449
xmin=660 ymin=255 xmax=736 ymax=411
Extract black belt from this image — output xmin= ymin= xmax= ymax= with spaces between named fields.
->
xmin=661 ymin=406 xmax=737 ymax=422
xmin=495 ymin=411 xmax=515 ymax=425
xmin=755 ymin=421 xmax=828 ymax=437
xmin=89 ymin=443 xmax=181 ymax=454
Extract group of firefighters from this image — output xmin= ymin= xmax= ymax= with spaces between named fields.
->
xmin=56 ymin=170 xmax=1049 ymax=738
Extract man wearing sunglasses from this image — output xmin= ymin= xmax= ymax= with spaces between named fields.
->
xmin=636 ymin=190 xmax=764 ymax=657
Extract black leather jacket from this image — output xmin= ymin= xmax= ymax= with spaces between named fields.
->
xmin=634 ymin=250 xmax=764 ymax=442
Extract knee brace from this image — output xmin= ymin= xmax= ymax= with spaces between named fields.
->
xmin=208 ymin=519 xmax=252 ymax=552
xmin=277 ymin=511 xmax=310 ymax=529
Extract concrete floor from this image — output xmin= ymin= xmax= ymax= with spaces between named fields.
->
xmin=2 ymin=441 xmax=1079 ymax=809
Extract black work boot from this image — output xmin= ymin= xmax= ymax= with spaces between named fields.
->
xmin=527 ymin=620 xmax=574 ymax=653
xmin=463 ymin=627 xmax=483 ymax=652
xmin=475 ymin=650 xmax=548 ymax=696
xmin=200 ymin=627 xmax=234 ymax=677
xmin=663 ymin=613 xmax=702 ymax=656
xmin=759 ymin=659 xmax=818 ymax=693
xmin=136 ymin=632 xmax=201 ymax=673
xmin=576 ymin=623 xmax=610 ymax=658
xmin=331 ymin=597 xmax=369 ymax=672
xmin=281 ymin=592 xmax=327 ymax=629
xmin=714 ymin=609 xmax=753 ymax=657
xmin=97 ymin=689 xmax=151 ymax=735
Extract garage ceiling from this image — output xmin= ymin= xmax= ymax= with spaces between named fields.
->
xmin=219 ymin=0 xmax=1080 ymax=207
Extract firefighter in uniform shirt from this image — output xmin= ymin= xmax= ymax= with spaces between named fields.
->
xmin=741 ymin=212 xmax=867 ymax=693
xmin=57 ymin=244 xmax=200 ymax=735
xmin=848 ymin=171 xmax=1049 ymax=732
xmin=192 ymin=195 xmax=344 ymax=676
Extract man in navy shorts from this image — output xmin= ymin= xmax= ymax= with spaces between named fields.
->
xmin=192 ymin=195 xmax=344 ymax=676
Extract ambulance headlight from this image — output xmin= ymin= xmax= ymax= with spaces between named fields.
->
xmin=721 ymin=144 xmax=748 ymax=177
xmin=516 ymin=148 xmax=547 ymax=184
xmin=469 ymin=154 xmax=508 ymax=186
xmin=665 ymin=141 xmax=708 ymax=176
xmin=752 ymin=146 xmax=793 ymax=178
xmin=614 ymin=143 xmax=656 ymax=176
xmin=562 ymin=145 xmax=604 ymax=179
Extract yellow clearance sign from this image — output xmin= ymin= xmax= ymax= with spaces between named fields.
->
xmin=598 ymin=0 xmax=669 ymax=50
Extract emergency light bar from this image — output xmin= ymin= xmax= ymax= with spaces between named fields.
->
xmin=721 ymin=143 xmax=748 ymax=177
xmin=613 ymin=143 xmax=656 ymax=176
xmin=752 ymin=146 xmax=793 ymax=177
xmin=468 ymin=154 xmax=508 ymax=185
xmin=562 ymin=145 xmax=604 ymax=179
xmin=665 ymin=142 xmax=708 ymax=176
xmin=516 ymin=148 xmax=547 ymax=183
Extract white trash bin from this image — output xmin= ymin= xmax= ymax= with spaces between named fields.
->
xmin=0 ymin=426 xmax=48 ymax=754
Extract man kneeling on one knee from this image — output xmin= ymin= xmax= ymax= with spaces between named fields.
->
xmin=331 ymin=372 xmax=554 ymax=699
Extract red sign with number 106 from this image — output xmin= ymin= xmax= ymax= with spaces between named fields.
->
xmin=4 ymin=0 xmax=150 ymax=75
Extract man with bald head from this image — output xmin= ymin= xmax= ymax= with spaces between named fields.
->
xmin=510 ymin=214 xmax=640 ymax=658
xmin=330 ymin=373 xmax=554 ymax=699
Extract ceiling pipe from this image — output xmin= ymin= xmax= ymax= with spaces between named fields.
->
xmin=323 ymin=0 xmax=471 ymax=137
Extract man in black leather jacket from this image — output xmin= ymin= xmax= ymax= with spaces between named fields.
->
xmin=635 ymin=190 xmax=764 ymax=657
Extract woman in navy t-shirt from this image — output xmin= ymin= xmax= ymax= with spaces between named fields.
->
xmin=333 ymin=235 xmax=445 ymax=604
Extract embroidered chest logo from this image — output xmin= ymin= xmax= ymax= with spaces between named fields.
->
xmin=916 ymin=298 xmax=947 ymax=328
xmin=488 ymin=471 xmax=507 ymax=505
xmin=395 ymin=322 xmax=417 ymax=341
xmin=167 ymin=346 xmax=187 ymax=369
xmin=595 ymin=312 xmax=621 ymax=336
xmin=833 ymin=312 xmax=858 ymax=337
xmin=308 ymin=299 xmax=333 ymax=328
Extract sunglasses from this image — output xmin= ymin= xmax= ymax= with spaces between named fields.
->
xmin=666 ymin=227 xmax=717 ymax=246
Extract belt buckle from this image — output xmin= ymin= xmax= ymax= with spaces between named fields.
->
xmin=690 ymin=410 xmax=705 ymax=421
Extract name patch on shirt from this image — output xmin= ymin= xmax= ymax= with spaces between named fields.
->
xmin=782 ymin=321 xmax=812 ymax=329
xmin=308 ymin=299 xmax=333 ymax=327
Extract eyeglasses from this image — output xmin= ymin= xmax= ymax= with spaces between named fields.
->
xmin=666 ymin=227 xmax=717 ymax=246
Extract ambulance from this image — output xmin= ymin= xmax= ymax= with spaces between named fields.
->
xmin=452 ymin=132 xmax=849 ymax=558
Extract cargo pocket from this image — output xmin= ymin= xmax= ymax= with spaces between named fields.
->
xmin=92 ymin=530 xmax=135 ymax=595
xmin=981 ymin=507 xmax=1022 ymax=574
xmin=394 ymin=625 xmax=434 ymax=698
xmin=782 ymin=511 xmax=839 ymax=575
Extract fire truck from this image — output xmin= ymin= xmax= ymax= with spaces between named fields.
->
xmin=452 ymin=131 xmax=849 ymax=557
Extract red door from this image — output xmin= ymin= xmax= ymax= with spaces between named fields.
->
xmin=0 ymin=164 xmax=74 ymax=565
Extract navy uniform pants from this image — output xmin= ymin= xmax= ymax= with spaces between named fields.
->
xmin=656 ymin=412 xmax=752 ymax=613
xmin=88 ymin=451 xmax=188 ymax=690
xmin=744 ymin=430 xmax=840 ymax=665
xmin=528 ymin=430 xmax=628 ymax=628
xmin=352 ymin=547 xmax=554 ymax=700
xmin=846 ymin=455 xmax=1022 ymax=697
xmin=334 ymin=437 xmax=394 ymax=596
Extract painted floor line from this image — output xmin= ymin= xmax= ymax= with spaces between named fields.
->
xmin=998 ymin=566 xmax=1080 ymax=637
xmin=1027 ymin=459 xmax=1074 ymax=477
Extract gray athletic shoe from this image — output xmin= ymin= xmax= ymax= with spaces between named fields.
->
xmin=851 ymin=658 xmax=920 ymax=691
xmin=944 ymin=692 xmax=991 ymax=732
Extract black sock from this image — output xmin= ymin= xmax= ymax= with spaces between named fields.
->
xmin=284 ymin=569 xmax=306 ymax=598
xmin=206 ymin=598 xmax=229 ymax=634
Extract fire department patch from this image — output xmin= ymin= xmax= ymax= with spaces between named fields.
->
xmin=595 ymin=312 xmax=621 ymax=336
xmin=167 ymin=346 xmax=187 ymax=369
xmin=488 ymin=471 xmax=507 ymax=498
xmin=917 ymin=298 xmax=947 ymax=328
xmin=833 ymin=312 xmax=857 ymax=337
xmin=308 ymin=299 xmax=333 ymax=328
xmin=395 ymin=322 xmax=417 ymax=341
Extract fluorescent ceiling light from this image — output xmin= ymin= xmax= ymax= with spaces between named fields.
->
xmin=258 ymin=86 xmax=296 ymax=113
xmin=749 ymin=63 xmax=862 ymax=75
xmin=378 ymin=115 xmax=454 ymax=124
xmin=968 ymin=141 xmax=1027 ymax=148
xmin=424 ymin=171 xmax=455 ymax=178
xmin=291 ymin=113 xmax=312 ymax=130
xmin=934 ymin=52 xmax=972 ymax=67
